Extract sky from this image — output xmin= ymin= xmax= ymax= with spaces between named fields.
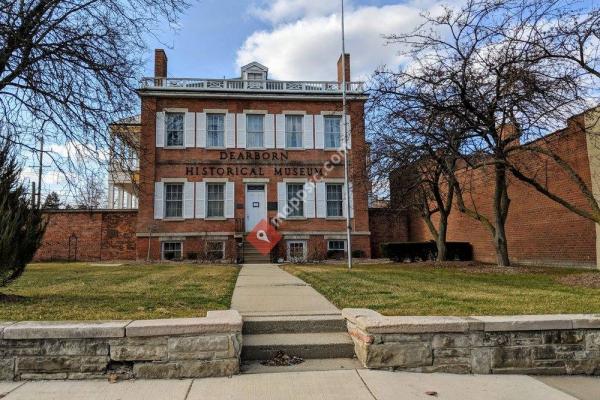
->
xmin=144 ymin=0 xmax=449 ymax=81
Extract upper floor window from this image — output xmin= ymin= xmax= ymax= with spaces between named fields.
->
xmin=247 ymin=114 xmax=264 ymax=148
xmin=326 ymin=183 xmax=343 ymax=217
xmin=287 ymin=183 xmax=304 ymax=217
xmin=164 ymin=183 xmax=183 ymax=218
xmin=324 ymin=116 xmax=341 ymax=149
xmin=247 ymin=72 xmax=264 ymax=81
xmin=285 ymin=115 xmax=303 ymax=149
xmin=207 ymin=114 xmax=225 ymax=148
xmin=207 ymin=183 xmax=225 ymax=218
xmin=166 ymin=113 xmax=184 ymax=147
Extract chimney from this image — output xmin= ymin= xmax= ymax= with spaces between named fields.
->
xmin=337 ymin=53 xmax=351 ymax=83
xmin=498 ymin=124 xmax=521 ymax=147
xmin=154 ymin=49 xmax=168 ymax=78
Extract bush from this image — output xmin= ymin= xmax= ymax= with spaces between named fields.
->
xmin=381 ymin=241 xmax=472 ymax=262
xmin=327 ymin=250 xmax=345 ymax=260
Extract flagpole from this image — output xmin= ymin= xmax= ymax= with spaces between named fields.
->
xmin=341 ymin=0 xmax=352 ymax=272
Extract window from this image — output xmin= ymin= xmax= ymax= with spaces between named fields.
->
xmin=328 ymin=240 xmax=346 ymax=251
xmin=285 ymin=115 xmax=303 ymax=148
xmin=287 ymin=241 xmax=306 ymax=261
xmin=164 ymin=183 xmax=184 ymax=218
xmin=246 ymin=114 xmax=264 ymax=148
xmin=324 ymin=116 xmax=341 ymax=148
xmin=206 ymin=241 xmax=225 ymax=260
xmin=326 ymin=183 xmax=343 ymax=217
xmin=247 ymin=72 xmax=263 ymax=81
xmin=287 ymin=183 xmax=304 ymax=217
xmin=207 ymin=114 xmax=225 ymax=148
xmin=162 ymin=242 xmax=182 ymax=260
xmin=207 ymin=183 xmax=225 ymax=218
xmin=166 ymin=113 xmax=184 ymax=147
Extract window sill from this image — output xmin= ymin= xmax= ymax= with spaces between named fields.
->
xmin=284 ymin=147 xmax=305 ymax=151
xmin=286 ymin=216 xmax=307 ymax=220
xmin=164 ymin=217 xmax=186 ymax=221
xmin=205 ymin=217 xmax=227 ymax=221
xmin=205 ymin=147 xmax=227 ymax=150
xmin=325 ymin=216 xmax=346 ymax=220
xmin=163 ymin=146 xmax=185 ymax=150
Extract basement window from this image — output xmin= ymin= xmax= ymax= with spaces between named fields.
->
xmin=162 ymin=241 xmax=182 ymax=261
xmin=206 ymin=241 xmax=225 ymax=260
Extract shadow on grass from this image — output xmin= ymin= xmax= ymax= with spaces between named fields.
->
xmin=0 ymin=293 xmax=29 ymax=303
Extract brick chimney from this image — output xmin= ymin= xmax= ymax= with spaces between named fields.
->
xmin=154 ymin=49 xmax=168 ymax=78
xmin=337 ymin=53 xmax=351 ymax=83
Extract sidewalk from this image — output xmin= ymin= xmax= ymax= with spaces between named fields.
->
xmin=2 ymin=370 xmax=598 ymax=399
xmin=230 ymin=264 xmax=339 ymax=316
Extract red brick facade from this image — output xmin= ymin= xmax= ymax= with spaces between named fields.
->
xmin=134 ymin=52 xmax=371 ymax=261
xmin=34 ymin=210 xmax=137 ymax=262
xmin=372 ymin=114 xmax=597 ymax=267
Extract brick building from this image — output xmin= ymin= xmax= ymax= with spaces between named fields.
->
xmin=374 ymin=110 xmax=600 ymax=268
xmin=131 ymin=50 xmax=370 ymax=262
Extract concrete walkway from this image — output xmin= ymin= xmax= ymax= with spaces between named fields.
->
xmin=231 ymin=264 xmax=339 ymax=316
xmin=2 ymin=370 xmax=599 ymax=399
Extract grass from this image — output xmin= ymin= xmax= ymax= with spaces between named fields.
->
xmin=282 ymin=263 xmax=600 ymax=316
xmin=0 ymin=263 xmax=240 ymax=321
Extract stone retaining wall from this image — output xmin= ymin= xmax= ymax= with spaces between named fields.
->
xmin=0 ymin=310 xmax=242 ymax=381
xmin=343 ymin=309 xmax=600 ymax=375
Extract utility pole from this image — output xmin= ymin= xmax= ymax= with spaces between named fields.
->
xmin=341 ymin=0 xmax=353 ymax=271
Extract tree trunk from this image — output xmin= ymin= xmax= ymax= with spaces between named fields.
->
xmin=493 ymin=162 xmax=511 ymax=267
xmin=436 ymin=217 xmax=448 ymax=262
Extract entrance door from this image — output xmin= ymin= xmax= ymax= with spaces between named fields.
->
xmin=245 ymin=184 xmax=267 ymax=232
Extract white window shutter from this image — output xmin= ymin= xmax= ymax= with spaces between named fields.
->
xmin=277 ymin=182 xmax=287 ymax=218
xmin=226 ymin=113 xmax=235 ymax=148
xmin=341 ymin=114 xmax=352 ymax=149
xmin=156 ymin=112 xmax=165 ymax=148
xmin=304 ymin=181 xmax=316 ymax=218
xmin=195 ymin=181 xmax=206 ymax=219
xmin=265 ymin=114 xmax=275 ymax=148
xmin=154 ymin=182 xmax=164 ymax=219
xmin=183 ymin=182 xmax=194 ymax=219
xmin=196 ymin=113 xmax=206 ymax=148
xmin=225 ymin=182 xmax=235 ymax=219
xmin=237 ymin=114 xmax=246 ymax=149
xmin=316 ymin=182 xmax=326 ymax=218
xmin=276 ymin=114 xmax=285 ymax=149
xmin=315 ymin=115 xmax=324 ymax=149
xmin=349 ymin=183 xmax=354 ymax=218
xmin=303 ymin=115 xmax=314 ymax=149
xmin=184 ymin=112 xmax=195 ymax=148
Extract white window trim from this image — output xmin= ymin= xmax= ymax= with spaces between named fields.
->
xmin=286 ymin=182 xmax=306 ymax=219
xmin=325 ymin=182 xmax=344 ymax=219
xmin=164 ymin=111 xmax=186 ymax=149
xmin=246 ymin=113 xmax=266 ymax=150
xmin=327 ymin=240 xmax=346 ymax=251
xmin=324 ymin=115 xmax=342 ymax=150
xmin=284 ymin=114 xmax=304 ymax=150
xmin=206 ymin=181 xmax=226 ymax=219
xmin=161 ymin=241 xmax=183 ymax=261
xmin=287 ymin=240 xmax=307 ymax=261
xmin=206 ymin=113 xmax=226 ymax=149
xmin=163 ymin=182 xmax=185 ymax=220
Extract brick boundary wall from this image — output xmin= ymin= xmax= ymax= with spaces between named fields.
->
xmin=34 ymin=210 xmax=138 ymax=262
xmin=343 ymin=309 xmax=600 ymax=375
xmin=0 ymin=310 xmax=242 ymax=381
xmin=373 ymin=115 xmax=598 ymax=268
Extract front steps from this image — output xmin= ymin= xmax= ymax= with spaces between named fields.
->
xmin=241 ymin=314 xmax=356 ymax=367
xmin=241 ymin=242 xmax=271 ymax=264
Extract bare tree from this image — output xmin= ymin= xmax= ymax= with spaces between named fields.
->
xmin=75 ymin=172 xmax=105 ymax=210
xmin=0 ymin=0 xmax=189 ymax=193
xmin=378 ymin=0 xmax=591 ymax=266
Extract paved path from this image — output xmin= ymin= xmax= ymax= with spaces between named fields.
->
xmin=2 ymin=370 xmax=599 ymax=399
xmin=231 ymin=264 xmax=339 ymax=316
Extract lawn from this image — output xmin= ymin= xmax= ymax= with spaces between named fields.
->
xmin=0 ymin=263 xmax=240 ymax=321
xmin=282 ymin=263 xmax=600 ymax=316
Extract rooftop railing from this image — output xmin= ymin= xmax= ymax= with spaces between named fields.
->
xmin=140 ymin=78 xmax=365 ymax=94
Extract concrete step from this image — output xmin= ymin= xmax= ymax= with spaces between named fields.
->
xmin=242 ymin=332 xmax=355 ymax=361
xmin=240 ymin=358 xmax=362 ymax=374
xmin=243 ymin=315 xmax=347 ymax=334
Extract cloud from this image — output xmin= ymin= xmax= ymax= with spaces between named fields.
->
xmin=238 ymin=1 xmax=451 ymax=81
xmin=250 ymin=0 xmax=344 ymax=24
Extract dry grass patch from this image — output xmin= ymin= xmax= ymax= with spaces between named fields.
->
xmin=282 ymin=263 xmax=600 ymax=316
xmin=0 ymin=263 xmax=240 ymax=320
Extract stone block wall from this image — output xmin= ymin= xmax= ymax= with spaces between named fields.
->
xmin=0 ymin=311 xmax=241 ymax=381
xmin=343 ymin=309 xmax=600 ymax=375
